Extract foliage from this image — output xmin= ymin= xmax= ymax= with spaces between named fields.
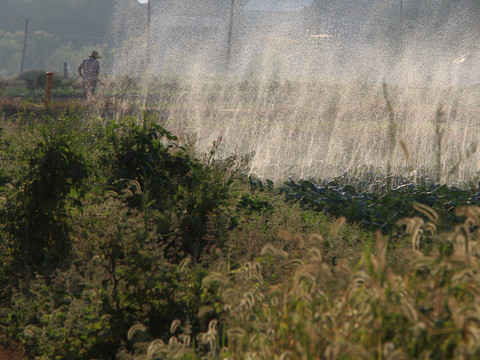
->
xmin=0 ymin=113 xmax=91 ymax=274
xmin=279 ymin=177 xmax=480 ymax=232
xmin=14 ymin=69 xmax=63 ymax=91
xmin=213 ymin=204 xmax=480 ymax=359
xmin=2 ymin=272 xmax=109 ymax=360
xmin=0 ymin=31 xmax=23 ymax=77
xmin=105 ymin=114 xmax=250 ymax=262
xmin=4 ymin=106 xmax=480 ymax=359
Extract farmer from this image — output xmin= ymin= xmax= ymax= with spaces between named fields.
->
xmin=78 ymin=50 xmax=101 ymax=98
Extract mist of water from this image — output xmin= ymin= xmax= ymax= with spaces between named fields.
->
xmin=106 ymin=0 xmax=480 ymax=186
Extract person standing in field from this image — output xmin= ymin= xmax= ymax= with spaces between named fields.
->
xmin=78 ymin=50 xmax=101 ymax=98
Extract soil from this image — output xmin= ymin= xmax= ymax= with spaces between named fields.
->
xmin=0 ymin=331 xmax=28 ymax=360
xmin=0 ymin=348 xmax=27 ymax=360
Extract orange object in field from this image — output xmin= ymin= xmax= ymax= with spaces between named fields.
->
xmin=44 ymin=72 xmax=53 ymax=107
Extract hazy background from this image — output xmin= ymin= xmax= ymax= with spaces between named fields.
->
xmin=1 ymin=0 xmax=479 ymax=79
xmin=2 ymin=0 xmax=480 ymax=185
xmin=0 ymin=0 xmax=115 ymax=77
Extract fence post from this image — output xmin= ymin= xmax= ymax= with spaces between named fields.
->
xmin=63 ymin=62 xmax=68 ymax=79
xmin=44 ymin=72 xmax=54 ymax=107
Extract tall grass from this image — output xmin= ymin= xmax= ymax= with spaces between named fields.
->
xmin=185 ymin=205 xmax=480 ymax=359
xmin=434 ymin=104 xmax=446 ymax=184
xmin=382 ymin=83 xmax=397 ymax=189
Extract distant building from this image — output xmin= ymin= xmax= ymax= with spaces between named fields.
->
xmin=147 ymin=0 xmax=315 ymax=38
xmin=235 ymin=0 xmax=337 ymax=75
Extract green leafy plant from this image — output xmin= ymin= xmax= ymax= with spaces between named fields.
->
xmin=105 ymin=114 xmax=251 ymax=262
xmin=279 ymin=177 xmax=480 ymax=232
xmin=0 ymin=114 xmax=91 ymax=274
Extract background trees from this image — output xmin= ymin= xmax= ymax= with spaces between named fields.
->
xmin=0 ymin=0 xmax=115 ymax=77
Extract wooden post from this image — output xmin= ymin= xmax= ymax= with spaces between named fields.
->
xmin=63 ymin=62 xmax=68 ymax=79
xmin=44 ymin=72 xmax=54 ymax=107
xmin=20 ymin=18 xmax=29 ymax=74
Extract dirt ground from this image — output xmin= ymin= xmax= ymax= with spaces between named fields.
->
xmin=0 ymin=332 xmax=27 ymax=360
xmin=0 ymin=348 xmax=27 ymax=360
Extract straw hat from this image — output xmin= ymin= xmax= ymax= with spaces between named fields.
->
xmin=88 ymin=51 xmax=102 ymax=59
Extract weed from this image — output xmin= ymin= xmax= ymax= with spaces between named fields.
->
xmin=435 ymin=104 xmax=447 ymax=183
xmin=382 ymin=82 xmax=397 ymax=189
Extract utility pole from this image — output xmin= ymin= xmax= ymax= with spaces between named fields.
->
xmin=136 ymin=0 xmax=151 ymax=68
xmin=20 ymin=18 xmax=29 ymax=74
xmin=400 ymin=0 xmax=404 ymax=23
xmin=137 ymin=0 xmax=152 ymax=109
xmin=147 ymin=0 xmax=151 ymax=68
xmin=226 ymin=0 xmax=235 ymax=71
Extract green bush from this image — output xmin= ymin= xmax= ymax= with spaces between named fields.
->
xmin=105 ymin=114 xmax=250 ymax=262
xmin=0 ymin=114 xmax=91 ymax=274
xmin=14 ymin=69 xmax=63 ymax=91
xmin=2 ymin=273 xmax=110 ymax=360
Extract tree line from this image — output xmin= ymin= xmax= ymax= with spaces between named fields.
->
xmin=0 ymin=0 xmax=115 ymax=78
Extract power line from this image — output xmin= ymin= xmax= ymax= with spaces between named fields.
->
xmin=0 ymin=18 xmax=106 ymax=41
xmin=0 ymin=18 xmax=104 ymax=27
xmin=47 ymin=33 xmax=104 ymax=40
xmin=0 ymin=19 xmax=22 ymax=24
xmin=33 ymin=19 xmax=105 ymax=27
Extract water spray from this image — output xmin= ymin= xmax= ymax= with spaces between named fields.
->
xmin=108 ymin=1 xmax=480 ymax=187
xmin=73 ymin=76 xmax=104 ymax=97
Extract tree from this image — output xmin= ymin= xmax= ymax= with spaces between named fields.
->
xmin=0 ymin=31 xmax=23 ymax=76
xmin=0 ymin=0 xmax=116 ymax=76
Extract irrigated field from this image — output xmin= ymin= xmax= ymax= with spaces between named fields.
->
xmin=2 ymin=80 xmax=480 ymax=358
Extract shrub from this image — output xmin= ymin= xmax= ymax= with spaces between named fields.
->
xmin=105 ymin=114 xmax=251 ymax=262
xmin=1 ymin=272 xmax=110 ymax=360
xmin=0 ymin=114 xmax=91 ymax=274
xmin=14 ymin=69 xmax=62 ymax=91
